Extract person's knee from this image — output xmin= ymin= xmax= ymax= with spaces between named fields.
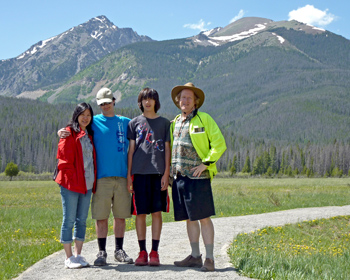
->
xmin=75 ymin=219 xmax=87 ymax=228
xmin=96 ymin=219 xmax=108 ymax=227
xmin=62 ymin=219 xmax=75 ymax=229
xmin=114 ymin=217 xmax=126 ymax=226
xmin=151 ymin=211 xmax=162 ymax=219
xmin=136 ymin=214 xmax=147 ymax=219
xmin=136 ymin=214 xmax=147 ymax=224
xmin=199 ymin=217 xmax=213 ymax=226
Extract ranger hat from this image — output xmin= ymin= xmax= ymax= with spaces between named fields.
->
xmin=171 ymin=82 xmax=205 ymax=109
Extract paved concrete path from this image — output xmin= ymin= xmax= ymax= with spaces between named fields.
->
xmin=15 ymin=205 xmax=350 ymax=280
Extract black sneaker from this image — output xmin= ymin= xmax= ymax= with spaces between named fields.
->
xmin=94 ymin=250 xmax=107 ymax=266
xmin=114 ymin=249 xmax=133 ymax=264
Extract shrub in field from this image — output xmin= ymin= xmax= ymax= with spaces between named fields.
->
xmin=4 ymin=162 xmax=19 ymax=181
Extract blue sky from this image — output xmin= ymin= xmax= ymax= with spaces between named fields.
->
xmin=1 ymin=0 xmax=349 ymax=60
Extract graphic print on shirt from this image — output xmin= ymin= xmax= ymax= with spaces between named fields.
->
xmin=136 ymin=123 xmax=164 ymax=152
xmin=117 ymin=122 xmax=127 ymax=154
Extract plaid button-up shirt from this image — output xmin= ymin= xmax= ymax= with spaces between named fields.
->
xmin=171 ymin=111 xmax=210 ymax=179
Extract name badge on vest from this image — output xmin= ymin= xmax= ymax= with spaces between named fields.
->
xmin=193 ymin=126 xmax=205 ymax=133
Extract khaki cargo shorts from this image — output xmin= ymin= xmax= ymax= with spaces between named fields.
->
xmin=91 ymin=177 xmax=131 ymax=220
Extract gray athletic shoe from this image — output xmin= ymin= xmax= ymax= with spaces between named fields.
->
xmin=114 ymin=249 xmax=133 ymax=264
xmin=94 ymin=250 xmax=107 ymax=266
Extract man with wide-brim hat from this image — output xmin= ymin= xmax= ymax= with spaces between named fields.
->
xmin=169 ymin=82 xmax=227 ymax=272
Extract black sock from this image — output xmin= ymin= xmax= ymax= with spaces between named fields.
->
xmin=97 ymin=238 xmax=107 ymax=252
xmin=152 ymin=239 xmax=160 ymax=252
xmin=138 ymin=239 xmax=146 ymax=252
xmin=115 ymin=237 xmax=124 ymax=251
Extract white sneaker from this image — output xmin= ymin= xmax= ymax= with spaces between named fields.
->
xmin=76 ymin=254 xmax=90 ymax=267
xmin=65 ymin=256 xmax=82 ymax=269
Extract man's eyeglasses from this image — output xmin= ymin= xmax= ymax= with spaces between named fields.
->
xmin=100 ymin=102 xmax=112 ymax=106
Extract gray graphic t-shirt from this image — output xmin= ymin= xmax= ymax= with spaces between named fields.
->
xmin=127 ymin=115 xmax=170 ymax=175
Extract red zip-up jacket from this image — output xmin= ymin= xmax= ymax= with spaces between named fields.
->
xmin=55 ymin=126 xmax=97 ymax=194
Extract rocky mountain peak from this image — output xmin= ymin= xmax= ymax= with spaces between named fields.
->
xmin=191 ymin=17 xmax=326 ymax=47
xmin=0 ymin=15 xmax=153 ymax=97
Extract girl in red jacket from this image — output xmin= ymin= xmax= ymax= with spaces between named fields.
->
xmin=55 ymin=103 xmax=97 ymax=269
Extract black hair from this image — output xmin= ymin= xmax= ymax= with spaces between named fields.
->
xmin=137 ymin=88 xmax=161 ymax=113
xmin=67 ymin=102 xmax=94 ymax=136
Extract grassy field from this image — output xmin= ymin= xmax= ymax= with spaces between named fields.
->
xmin=229 ymin=216 xmax=350 ymax=279
xmin=1 ymin=178 xmax=350 ymax=279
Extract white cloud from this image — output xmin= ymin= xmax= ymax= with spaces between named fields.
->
xmin=288 ymin=5 xmax=335 ymax=26
xmin=230 ymin=9 xmax=246 ymax=23
xmin=183 ymin=19 xmax=211 ymax=31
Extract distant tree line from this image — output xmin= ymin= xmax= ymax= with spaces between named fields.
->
xmin=219 ymin=135 xmax=350 ymax=177
xmin=1 ymin=96 xmax=349 ymax=177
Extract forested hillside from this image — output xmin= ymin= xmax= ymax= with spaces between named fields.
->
xmin=40 ymin=25 xmax=350 ymax=144
xmin=0 ymin=96 xmax=140 ymax=173
xmin=1 ymin=96 xmax=349 ymax=177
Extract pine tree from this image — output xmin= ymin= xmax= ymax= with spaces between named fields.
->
xmin=306 ymin=168 xmax=311 ymax=177
xmin=263 ymin=151 xmax=271 ymax=173
xmin=252 ymin=156 xmax=263 ymax=175
xmin=270 ymin=144 xmax=278 ymax=173
xmin=230 ymin=155 xmax=238 ymax=175
xmin=293 ymin=167 xmax=299 ymax=176
xmin=266 ymin=167 xmax=273 ymax=177
xmin=242 ymin=155 xmax=251 ymax=173
xmin=280 ymin=151 xmax=286 ymax=174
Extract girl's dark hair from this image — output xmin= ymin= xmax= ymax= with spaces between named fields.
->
xmin=137 ymin=88 xmax=161 ymax=113
xmin=67 ymin=103 xmax=94 ymax=136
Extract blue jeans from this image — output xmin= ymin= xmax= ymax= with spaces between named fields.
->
xmin=60 ymin=186 xmax=92 ymax=244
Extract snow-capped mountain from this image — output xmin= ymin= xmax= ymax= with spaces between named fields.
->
xmin=191 ymin=17 xmax=326 ymax=47
xmin=0 ymin=15 xmax=152 ymax=97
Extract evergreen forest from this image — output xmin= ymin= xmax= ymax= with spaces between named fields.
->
xmin=1 ymin=96 xmax=349 ymax=177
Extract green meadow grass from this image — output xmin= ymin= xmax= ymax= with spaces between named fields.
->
xmin=1 ymin=178 xmax=350 ymax=279
xmin=213 ymin=177 xmax=350 ymax=217
xmin=229 ymin=216 xmax=350 ymax=279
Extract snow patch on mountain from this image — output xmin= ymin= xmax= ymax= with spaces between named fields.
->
xmin=208 ymin=40 xmax=220 ymax=46
xmin=208 ymin=24 xmax=266 ymax=44
xmin=306 ymin=24 xmax=326 ymax=32
xmin=272 ymin=33 xmax=285 ymax=44
xmin=202 ymin=27 xmax=222 ymax=37
xmin=91 ymin=30 xmax=103 ymax=39
xmin=313 ymin=26 xmax=326 ymax=32
xmin=17 ymin=36 xmax=57 ymax=59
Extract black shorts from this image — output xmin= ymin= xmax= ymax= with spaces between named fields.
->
xmin=172 ymin=174 xmax=215 ymax=221
xmin=131 ymin=174 xmax=170 ymax=215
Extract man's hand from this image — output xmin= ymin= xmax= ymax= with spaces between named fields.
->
xmin=191 ymin=163 xmax=208 ymax=177
xmin=161 ymin=174 xmax=169 ymax=191
xmin=127 ymin=175 xmax=134 ymax=194
xmin=58 ymin=128 xmax=70 ymax=138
